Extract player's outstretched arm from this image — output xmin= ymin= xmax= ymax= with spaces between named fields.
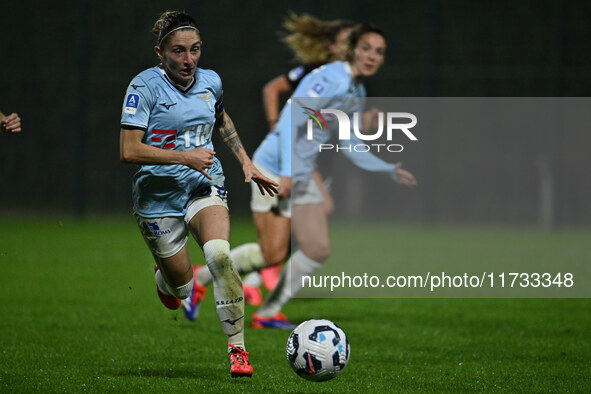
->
xmin=394 ymin=162 xmax=417 ymax=187
xmin=262 ymin=75 xmax=292 ymax=131
xmin=0 ymin=112 xmax=22 ymax=133
xmin=120 ymin=128 xmax=215 ymax=180
xmin=339 ymin=131 xmax=417 ymax=187
xmin=213 ymin=111 xmax=279 ymax=196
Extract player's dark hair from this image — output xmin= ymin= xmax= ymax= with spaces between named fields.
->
xmin=345 ymin=22 xmax=387 ymax=62
xmin=153 ymin=11 xmax=200 ymax=48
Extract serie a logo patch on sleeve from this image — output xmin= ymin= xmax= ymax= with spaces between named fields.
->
xmin=308 ymin=83 xmax=325 ymax=97
xmin=125 ymin=94 xmax=140 ymax=114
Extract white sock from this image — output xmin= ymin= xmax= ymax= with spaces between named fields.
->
xmin=196 ymin=242 xmax=266 ymax=286
xmin=243 ymin=271 xmax=263 ymax=287
xmin=155 ymin=269 xmax=193 ymax=299
xmin=155 ymin=269 xmax=174 ymax=296
xmin=203 ymin=239 xmax=245 ymax=350
xmin=195 ymin=264 xmax=213 ymax=286
xmin=257 ymin=250 xmax=321 ymax=318
xmin=231 ymin=243 xmax=266 ymax=273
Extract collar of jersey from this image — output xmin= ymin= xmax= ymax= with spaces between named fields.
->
xmin=158 ymin=66 xmax=196 ymax=93
xmin=343 ymin=61 xmax=353 ymax=76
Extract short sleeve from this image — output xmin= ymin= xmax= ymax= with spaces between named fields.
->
xmin=295 ymin=68 xmax=338 ymax=100
xmin=214 ymin=91 xmax=224 ymax=114
xmin=206 ymin=70 xmax=224 ymax=114
xmin=286 ymin=65 xmax=306 ymax=89
xmin=120 ymin=76 xmax=154 ymax=131
xmin=285 ymin=63 xmax=322 ymax=90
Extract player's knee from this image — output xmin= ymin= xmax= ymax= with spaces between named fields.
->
xmin=203 ymin=239 xmax=232 ymax=273
xmin=261 ymin=246 xmax=288 ymax=267
xmin=323 ymin=199 xmax=334 ymax=216
xmin=302 ymin=242 xmax=331 ymax=263
xmin=316 ymin=246 xmax=331 ymax=262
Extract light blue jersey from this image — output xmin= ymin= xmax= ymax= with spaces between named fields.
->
xmin=121 ymin=66 xmax=225 ymax=217
xmin=253 ymin=61 xmax=397 ymax=182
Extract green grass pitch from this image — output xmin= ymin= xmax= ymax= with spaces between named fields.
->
xmin=0 ymin=217 xmax=589 ymax=392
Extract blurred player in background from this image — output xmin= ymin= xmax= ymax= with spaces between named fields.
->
xmin=251 ymin=23 xmax=417 ymax=328
xmin=195 ymin=20 xmax=416 ymax=328
xmin=263 ymin=12 xmax=355 ymax=131
xmin=0 ymin=111 xmax=22 ymax=133
xmin=193 ymin=13 xmax=355 ymax=306
xmin=119 ymin=11 xmax=277 ymax=377
xmin=243 ymin=13 xmax=355 ymax=304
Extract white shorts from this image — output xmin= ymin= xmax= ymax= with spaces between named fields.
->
xmin=135 ymin=185 xmax=229 ymax=258
xmin=250 ymin=161 xmax=291 ymax=218
xmin=292 ymin=178 xmax=324 ymax=206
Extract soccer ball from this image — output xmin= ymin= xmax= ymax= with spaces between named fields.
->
xmin=286 ymin=319 xmax=350 ymax=381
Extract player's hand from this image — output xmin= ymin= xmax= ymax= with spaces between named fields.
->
xmin=1 ymin=113 xmax=22 ymax=133
xmin=184 ymin=148 xmax=216 ymax=180
xmin=278 ymin=176 xmax=292 ymax=198
xmin=243 ymin=162 xmax=279 ymax=196
xmin=395 ymin=162 xmax=417 ymax=187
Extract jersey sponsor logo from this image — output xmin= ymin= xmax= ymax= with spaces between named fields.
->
xmin=160 ymin=102 xmax=177 ymax=110
xmin=288 ymin=66 xmax=305 ymax=81
xmin=181 ymin=123 xmax=213 ymax=148
xmin=151 ymin=129 xmax=177 ymax=149
xmin=125 ymin=94 xmax=140 ymax=114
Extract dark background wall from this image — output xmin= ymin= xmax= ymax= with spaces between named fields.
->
xmin=1 ymin=0 xmax=590 ymax=226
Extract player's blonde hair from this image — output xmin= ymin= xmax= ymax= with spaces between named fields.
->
xmin=281 ymin=12 xmax=355 ymax=64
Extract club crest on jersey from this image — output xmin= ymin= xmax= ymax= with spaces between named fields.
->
xmin=198 ymin=92 xmax=213 ymax=101
xmin=125 ymin=94 xmax=140 ymax=114
xmin=198 ymin=92 xmax=214 ymax=112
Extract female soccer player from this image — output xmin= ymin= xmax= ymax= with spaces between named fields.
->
xmin=242 ymin=14 xmax=355 ymax=303
xmin=192 ymin=14 xmax=355 ymax=305
xmin=250 ymin=23 xmax=417 ymax=328
xmin=119 ymin=11 xmax=277 ymax=377
xmin=193 ymin=23 xmax=416 ymax=329
xmin=263 ymin=12 xmax=355 ymax=131
xmin=0 ymin=111 xmax=22 ymax=133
